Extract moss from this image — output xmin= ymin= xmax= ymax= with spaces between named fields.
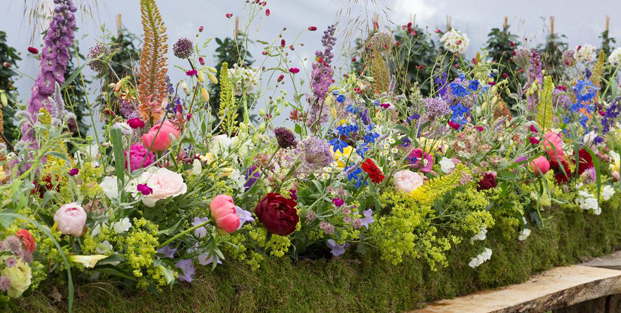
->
xmin=16 ymin=201 xmax=621 ymax=313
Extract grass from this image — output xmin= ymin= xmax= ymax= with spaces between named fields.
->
xmin=15 ymin=201 xmax=621 ymax=313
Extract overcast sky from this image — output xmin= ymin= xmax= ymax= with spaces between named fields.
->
xmin=2 ymin=0 xmax=621 ymax=130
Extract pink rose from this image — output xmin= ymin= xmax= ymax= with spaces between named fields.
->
xmin=54 ymin=203 xmax=87 ymax=236
xmin=209 ymin=195 xmax=240 ymax=234
xmin=393 ymin=170 xmax=424 ymax=193
xmin=139 ymin=168 xmax=188 ymax=207
xmin=530 ymin=156 xmax=550 ymax=174
xmin=543 ymin=132 xmax=564 ymax=162
xmin=141 ymin=120 xmax=180 ymax=152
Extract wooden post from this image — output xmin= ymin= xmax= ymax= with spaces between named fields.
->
xmin=606 ymin=15 xmax=610 ymax=32
xmin=550 ymin=16 xmax=555 ymax=34
xmin=503 ymin=17 xmax=508 ymax=28
xmin=234 ymin=16 xmax=239 ymax=39
xmin=446 ymin=15 xmax=452 ymax=31
xmin=116 ymin=14 xmax=122 ymax=36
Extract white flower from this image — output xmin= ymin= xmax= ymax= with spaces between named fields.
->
xmin=139 ymin=168 xmax=188 ymax=207
xmin=440 ymin=29 xmax=470 ymax=54
xmin=113 ymin=218 xmax=132 ymax=234
xmin=211 ymin=134 xmax=233 ymax=156
xmin=575 ymin=44 xmax=596 ymax=63
xmin=609 ymin=47 xmax=621 ymax=65
xmin=192 ymin=159 xmax=202 ymax=175
xmin=439 ymin=157 xmax=455 ymax=173
xmin=469 ymin=227 xmax=487 ymax=243
xmin=99 ymin=176 xmax=119 ymax=199
xmin=112 ymin=122 xmax=132 ymax=136
xmin=228 ymin=64 xmax=260 ymax=96
xmin=602 ymin=185 xmax=615 ymax=201
xmin=96 ymin=240 xmax=113 ymax=254
xmin=468 ymin=248 xmax=492 ymax=268
xmin=68 ymin=255 xmax=108 ymax=268
xmin=393 ymin=170 xmax=424 ymax=193
xmin=582 ymin=131 xmax=599 ymax=154
xmin=518 ymin=228 xmax=531 ymax=241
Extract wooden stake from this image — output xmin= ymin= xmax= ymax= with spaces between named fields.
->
xmin=550 ymin=16 xmax=555 ymax=34
xmin=446 ymin=15 xmax=452 ymax=31
xmin=373 ymin=13 xmax=379 ymax=31
xmin=503 ymin=16 xmax=508 ymax=28
xmin=234 ymin=16 xmax=239 ymax=39
xmin=116 ymin=14 xmax=122 ymax=36
xmin=606 ymin=15 xmax=610 ymax=32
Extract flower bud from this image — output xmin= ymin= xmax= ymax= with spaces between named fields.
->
xmin=208 ymin=73 xmax=218 ymax=84
xmin=182 ymin=80 xmax=190 ymax=95
xmin=201 ymin=88 xmax=210 ymax=102
xmin=259 ymin=109 xmax=266 ymax=116
xmin=198 ymin=70 xmax=205 ymax=83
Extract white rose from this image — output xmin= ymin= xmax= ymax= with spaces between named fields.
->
xmin=99 ymin=176 xmax=119 ymax=199
xmin=139 ymin=168 xmax=188 ymax=207
xmin=439 ymin=157 xmax=456 ymax=173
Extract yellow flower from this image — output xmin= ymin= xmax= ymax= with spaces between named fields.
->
xmin=333 ymin=146 xmax=355 ymax=169
xmin=2 ymin=257 xmax=31 ymax=298
xmin=220 ymin=167 xmax=235 ymax=178
xmin=69 ymin=255 xmax=109 ymax=268
xmin=611 ymin=151 xmax=620 ymax=173
xmin=199 ymin=153 xmax=214 ymax=163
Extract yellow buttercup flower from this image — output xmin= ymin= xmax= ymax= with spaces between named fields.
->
xmin=333 ymin=146 xmax=355 ymax=169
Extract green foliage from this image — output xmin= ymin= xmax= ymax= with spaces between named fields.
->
xmin=392 ymin=26 xmax=438 ymax=96
xmin=485 ymin=25 xmax=521 ymax=108
xmin=0 ymin=30 xmax=22 ymax=144
xmin=539 ymin=33 xmax=568 ymax=80
xmin=536 ymin=76 xmax=554 ymax=132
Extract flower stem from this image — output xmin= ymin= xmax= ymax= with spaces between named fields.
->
xmin=158 ymin=221 xmax=209 ymax=249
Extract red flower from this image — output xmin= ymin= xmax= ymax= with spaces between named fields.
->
xmin=550 ymin=158 xmax=571 ymax=184
xmin=186 ymin=69 xmax=198 ymax=76
xmin=16 ymin=229 xmax=36 ymax=253
xmin=265 ymin=9 xmax=271 ymax=16
xmin=255 ymin=193 xmax=299 ymax=236
xmin=199 ymin=26 xmax=204 ymax=32
xmin=529 ymin=124 xmax=538 ymax=133
xmin=477 ymin=173 xmax=497 ymax=191
xmin=27 ymin=47 xmax=39 ymax=54
xmin=226 ymin=13 xmax=233 ymax=18
xmin=289 ymin=45 xmax=295 ymax=51
xmin=529 ymin=136 xmax=540 ymax=144
xmin=576 ymin=149 xmax=593 ymax=175
xmin=351 ymin=57 xmax=357 ymax=62
xmin=289 ymin=67 xmax=300 ymax=74
xmin=277 ymin=74 xmax=285 ymax=82
xmin=199 ymin=57 xmax=205 ymax=65
xmin=281 ymin=39 xmax=286 ymax=48
xmin=308 ymin=26 xmax=317 ymax=31
xmin=448 ymin=121 xmax=461 ymax=130
xmin=127 ymin=118 xmax=145 ymax=129
xmin=361 ymin=159 xmax=385 ymax=184
xmin=474 ymin=126 xmax=484 ymax=132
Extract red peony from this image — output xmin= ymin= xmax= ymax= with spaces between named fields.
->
xmin=550 ymin=158 xmax=572 ymax=185
xmin=361 ymin=158 xmax=385 ymax=183
xmin=16 ymin=229 xmax=36 ymax=253
xmin=477 ymin=173 xmax=497 ymax=191
xmin=576 ymin=149 xmax=593 ymax=175
xmin=255 ymin=193 xmax=299 ymax=236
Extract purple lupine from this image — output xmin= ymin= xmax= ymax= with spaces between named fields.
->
xmin=21 ymin=0 xmax=77 ymax=144
xmin=307 ymin=25 xmax=337 ymax=132
xmin=526 ymin=50 xmax=543 ymax=111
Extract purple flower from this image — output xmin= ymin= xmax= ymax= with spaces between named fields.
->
xmin=173 ymin=37 xmax=194 ymax=59
xmin=0 ymin=276 xmax=10 ymax=292
xmin=515 ymin=156 xmax=528 ymax=164
xmin=176 ymin=259 xmax=195 ymax=283
xmin=358 ymin=209 xmax=374 ymax=229
xmin=326 ymin=239 xmax=349 ymax=257
xmin=198 ymin=252 xmax=222 ymax=266
xmin=125 ymin=144 xmax=155 ymax=172
xmin=244 ymin=165 xmax=261 ymax=191
xmin=157 ymin=245 xmax=177 ymax=258
xmin=235 ymin=206 xmax=254 ymax=229
xmin=307 ymin=25 xmax=337 ymax=132
xmin=423 ymin=97 xmax=451 ymax=118
xmin=5 ymin=257 xmax=17 ymax=268
xmin=68 ymin=168 xmax=79 ymax=176
xmin=332 ymin=198 xmax=344 ymax=207
xmin=192 ymin=217 xmax=209 ymax=238
xmin=289 ymin=189 xmax=298 ymax=200
xmin=137 ymin=184 xmax=153 ymax=196
xmin=296 ymin=137 xmax=333 ymax=171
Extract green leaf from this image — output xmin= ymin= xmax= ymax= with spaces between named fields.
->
xmin=294 ymin=123 xmax=302 ymax=135
xmin=0 ymin=209 xmax=16 ymax=229
xmin=110 ymin=128 xmax=125 ymax=187
xmin=61 ymin=63 xmax=87 ymax=90
xmin=95 ymin=266 xmax=137 ymax=281
xmin=45 ymin=151 xmax=72 ymax=163
xmin=97 ymin=254 xmax=125 ymax=266
xmin=157 ymin=264 xmax=175 ymax=286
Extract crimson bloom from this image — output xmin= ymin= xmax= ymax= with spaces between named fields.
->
xmin=265 ymin=9 xmax=270 ymax=16
xmin=27 ymin=47 xmax=39 ymax=54
xmin=361 ymin=158 xmax=385 ymax=183
xmin=576 ymin=149 xmax=594 ymax=175
xmin=477 ymin=173 xmax=497 ymax=191
xmin=226 ymin=13 xmax=233 ymax=18
xmin=308 ymin=26 xmax=317 ymax=31
xmin=127 ymin=118 xmax=145 ymax=129
xmin=16 ymin=229 xmax=36 ymax=253
xmin=255 ymin=193 xmax=299 ymax=236
xmin=448 ymin=121 xmax=461 ymax=130
xmin=289 ymin=67 xmax=300 ymax=74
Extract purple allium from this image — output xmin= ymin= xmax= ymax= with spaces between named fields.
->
xmin=125 ymin=144 xmax=155 ymax=172
xmin=192 ymin=217 xmax=209 ymax=238
xmin=307 ymin=25 xmax=337 ymax=131
xmin=562 ymin=50 xmax=576 ymax=67
xmin=137 ymin=184 xmax=153 ymax=196
xmin=305 ymin=211 xmax=317 ymax=223
xmin=244 ymin=165 xmax=261 ymax=191
xmin=582 ymin=167 xmax=597 ymax=184
xmin=319 ymin=221 xmax=334 ymax=235
xmin=326 ymin=239 xmax=349 ymax=257
xmin=173 ymin=37 xmax=194 ymax=59
xmin=296 ymin=137 xmax=333 ymax=171
xmin=119 ymin=98 xmax=139 ymax=119
xmin=176 ymin=259 xmax=195 ymax=283
xmin=274 ymin=127 xmax=297 ymax=149
xmin=3 ymin=236 xmax=22 ymax=254
xmin=235 ymin=206 xmax=254 ymax=229
xmin=423 ymin=97 xmax=451 ymax=118
xmin=0 ymin=276 xmax=10 ymax=292
xmin=21 ymin=0 xmax=77 ymax=144
xmin=87 ymin=43 xmax=110 ymax=73
xmin=5 ymin=257 xmax=17 ymax=268
xmin=553 ymin=89 xmax=572 ymax=109
xmin=198 ymin=253 xmax=222 ymax=266
xmin=157 ymin=245 xmax=177 ymax=258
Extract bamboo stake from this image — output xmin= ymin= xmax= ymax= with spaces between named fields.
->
xmin=116 ymin=14 xmax=122 ymax=36
xmin=606 ymin=15 xmax=610 ymax=32
xmin=550 ymin=16 xmax=555 ymax=34
xmin=503 ymin=16 xmax=508 ymax=28
xmin=234 ymin=16 xmax=239 ymax=39
xmin=446 ymin=15 xmax=452 ymax=31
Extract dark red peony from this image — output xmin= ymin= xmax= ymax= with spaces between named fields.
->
xmin=550 ymin=158 xmax=572 ymax=185
xmin=255 ymin=193 xmax=299 ymax=236
xmin=576 ymin=149 xmax=594 ymax=175
xmin=477 ymin=173 xmax=497 ymax=191
xmin=361 ymin=158 xmax=385 ymax=183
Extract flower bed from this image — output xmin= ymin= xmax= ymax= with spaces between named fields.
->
xmin=2 ymin=0 xmax=621 ymax=312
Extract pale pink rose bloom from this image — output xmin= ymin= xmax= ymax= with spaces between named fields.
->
xmin=141 ymin=120 xmax=180 ymax=152
xmin=393 ymin=170 xmax=424 ymax=193
xmin=530 ymin=156 xmax=550 ymax=174
xmin=140 ymin=168 xmax=188 ymax=207
xmin=210 ymin=195 xmax=240 ymax=234
xmin=54 ymin=203 xmax=87 ymax=236
xmin=543 ymin=132 xmax=564 ymax=162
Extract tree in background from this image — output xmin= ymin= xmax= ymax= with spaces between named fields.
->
xmin=0 ymin=30 xmax=22 ymax=145
xmin=392 ymin=25 xmax=438 ymax=96
xmin=539 ymin=32 xmax=568 ymax=81
xmin=485 ymin=24 xmax=521 ymax=108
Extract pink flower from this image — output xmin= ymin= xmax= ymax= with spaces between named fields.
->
xmin=186 ymin=69 xmax=197 ymax=76
xmin=332 ymin=198 xmax=344 ymax=207
xmin=142 ymin=120 xmax=180 ymax=152
xmin=393 ymin=170 xmax=424 ymax=193
xmin=54 ymin=203 xmax=87 ymax=236
xmin=409 ymin=148 xmax=434 ymax=173
xmin=125 ymin=144 xmax=155 ymax=172
xmin=27 ymin=47 xmax=39 ymax=54
xmin=289 ymin=67 xmax=300 ymax=74
xmin=210 ymin=195 xmax=240 ymax=234
xmin=543 ymin=132 xmax=564 ymax=162
xmin=530 ymin=156 xmax=550 ymax=174
xmin=529 ymin=136 xmax=540 ymax=144
xmin=265 ymin=9 xmax=270 ymax=16
xmin=139 ymin=168 xmax=188 ymax=207
xmin=127 ymin=118 xmax=145 ymax=129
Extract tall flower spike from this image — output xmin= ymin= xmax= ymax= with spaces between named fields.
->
xmin=138 ymin=0 xmax=169 ymax=124
xmin=21 ymin=0 xmax=77 ymax=144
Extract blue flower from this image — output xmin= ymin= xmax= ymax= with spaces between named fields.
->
xmin=346 ymin=104 xmax=359 ymax=114
xmin=450 ymin=82 xmax=469 ymax=97
xmin=332 ymin=90 xmax=340 ymax=95
xmin=364 ymin=132 xmax=380 ymax=144
xmin=176 ymin=259 xmax=195 ymax=283
xmin=372 ymin=100 xmax=380 ymax=106
xmin=407 ymin=114 xmax=420 ymax=123
xmin=458 ymin=73 xmax=466 ymax=79
xmin=157 ymin=245 xmax=177 ymax=258
xmin=192 ymin=217 xmax=209 ymax=239
xmin=579 ymin=115 xmax=589 ymax=130
xmin=326 ymin=239 xmax=349 ymax=257
xmin=330 ymin=138 xmax=349 ymax=153
xmin=357 ymin=144 xmax=370 ymax=158
xmin=469 ymin=80 xmax=479 ymax=92
xmin=336 ymin=124 xmax=358 ymax=137
xmin=336 ymin=94 xmax=346 ymax=103
xmin=450 ymin=102 xmax=469 ymax=117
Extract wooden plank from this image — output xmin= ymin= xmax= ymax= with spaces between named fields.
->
xmin=410 ymin=266 xmax=621 ymax=313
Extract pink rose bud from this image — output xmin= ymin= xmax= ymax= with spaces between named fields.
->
xmin=393 ymin=170 xmax=424 ymax=193
xmin=210 ymin=195 xmax=240 ymax=234
xmin=54 ymin=203 xmax=87 ymax=236
xmin=543 ymin=132 xmax=564 ymax=162
xmin=141 ymin=120 xmax=180 ymax=152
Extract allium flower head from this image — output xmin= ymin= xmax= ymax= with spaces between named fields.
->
xmin=274 ymin=127 xmax=297 ymax=149
xmin=173 ymin=37 xmax=194 ymax=59
xmin=512 ymin=48 xmax=531 ymax=69
xmin=87 ymin=43 xmax=110 ymax=73
xmin=423 ymin=97 xmax=450 ymax=118
xmin=562 ymin=50 xmax=576 ymax=66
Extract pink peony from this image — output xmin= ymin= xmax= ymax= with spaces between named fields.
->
xmin=542 ymin=132 xmax=564 ymax=162
xmin=530 ymin=156 xmax=550 ymax=174
xmin=125 ymin=144 xmax=155 ymax=172
xmin=393 ymin=170 xmax=424 ymax=193
xmin=139 ymin=168 xmax=188 ymax=207
xmin=209 ymin=195 xmax=240 ymax=234
xmin=141 ymin=121 xmax=180 ymax=152
xmin=54 ymin=203 xmax=87 ymax=236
